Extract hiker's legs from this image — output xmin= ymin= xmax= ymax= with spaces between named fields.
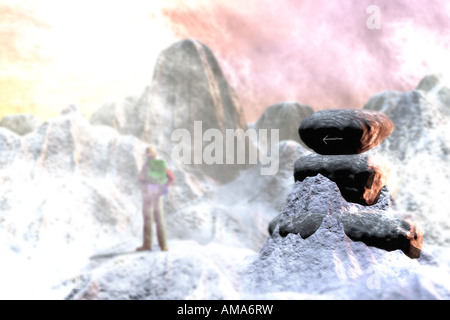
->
xmin=138 ymin=190 xmax=154 ymax=250
xmin=153 ymin=193 xmax=168 ymax=250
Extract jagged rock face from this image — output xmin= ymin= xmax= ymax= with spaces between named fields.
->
xmin=0 ymin=107 xmax=282 ymax=299
xmin=0 ymin=114 xmax=42 ymax=136
xmin=293 ymin=154 xmax=388 ymax=206
xmin=0 ymin=110 xmax=146 ymax=260
xmin=1 ymin=107 xmax=280 ymax=300
xmin=269 ymin=174 xmax=422 ymax=258
xmin=416 ymin=74 xmax=450 ymax=116
xmin=299 ymin=109 xmax=394 ymax=155
xmin=362 ymin=91 xmax=403 ymax=114
xmin=90 ymin=97 xmax=139 ymax=133
xmin=243 ymin=175 xmax=440 ymax=299
xmin=91 ymin=39 xmax=249 ymax=184
xmin=381 ymin=90 xmax=444 ymax=160
xmin=0 ymin=109 xmax=218 ymax=262
xmin=253 ymin=102 xmax=313 ymax=148
xmin=363 ymin=75 xmax=450 ymax=246
xmin=143 ymin=39 xmax=247 ymax=137
xmin=141 ymin=39 xmax=249 ymax=184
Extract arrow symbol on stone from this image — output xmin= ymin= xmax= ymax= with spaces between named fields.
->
xmin=323 ymin=135 xmax=343 ymax=145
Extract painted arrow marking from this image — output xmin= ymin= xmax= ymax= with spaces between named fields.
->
xmin=323 ymin=135 xmax=343 ymax=145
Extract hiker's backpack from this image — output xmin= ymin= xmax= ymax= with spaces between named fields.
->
xmin=147 ymin=159 xmax=168 ymax=185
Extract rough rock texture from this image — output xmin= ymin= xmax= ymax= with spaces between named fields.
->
xmin=363 ymin=75 xmax=450 ymax=246
xmin=55 ymin=140 xmax=310 ymax=300
xmin=90 ymin=39 xmax=249 ymax=184
xmin=362 ymin=91 xmax=403 ymax=114
xmin=68 ymin=241 xmax=254 ymax=300
xmin=269 ymin=176 xmax=423 ymax=258
xmin=90 ymin=97 xmax=139 ymax=133
xmin=243 ymin=175 xmax=446 ymax=299
xmin=342 ymin=210 xmax=422 ymax=259
xmin=0 ymin=114 xmax=42 ymax=136
xmin=299 ymin=109 xmax=394 ymax=155
xmin=253 ymin=102 xmax=313 ymax=148
xmin=0 ymin=106 xmax=295 ymax=299
xmin=0 ymin=109 xmax=150 ymax=298
xmin=293 ymin=154 xmax=388 ymax=206
xmin=0 ymin=109 xmax=147 ymax=257
xmin=0 ymin=108 xmax=241 ymax=291
xmin=0 ymin=106 xmax=268 ymax=252
xmin=416 ymin=74 xmax=450 ymax=116
xmin=2 ymin=36 xmax=450 ymax=300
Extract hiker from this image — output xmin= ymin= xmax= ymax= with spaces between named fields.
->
xmin=137 ymin=146 xmax=175 ymax=252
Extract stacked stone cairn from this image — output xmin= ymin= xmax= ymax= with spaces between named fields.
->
xmin=270 ymin=109 xmax=423 ymax=259
xmin=296 ymin=109 xmax=394 ymax=206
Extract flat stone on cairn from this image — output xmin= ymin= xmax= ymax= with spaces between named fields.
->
xmin=295 ymin=109 xmax=393 ymax=206
xmin=299 ymin=109 xmax=394 ymax=155
xmin=266 ymin=108 xmax=423 ymax=260
xmin=294 ymin=153 xmax=387 ymax=206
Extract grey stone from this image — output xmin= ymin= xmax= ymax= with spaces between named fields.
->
xmin=342 ymin=210 xmax=422 ymax=259
xmin=416 ymin=74 xmax=450 ymax=116
xmin=269 ymin=175 xmax=419 ymax=257
xmin=382 ymin=90 xmax=443 ymax=159
xmin=0 ymin=114 xmax=42 ymax=136
xmin=143 ymin=39 xmax=250 ymax=184
xmin=416 ymin=74 xmax=443 ymax=92
xmin=254 ymin=102 xmax=313 ymax=148
xmin=293 ymin=153 xmax=387 ymax=206
xmin=363 ymin=90 xmax=403 ymax=114
xmin=90 ymin=97 xmax=137 ymax=131
xmin=278 ymin=211 xmax=323 ymax=239
xmin=242 ymin=175 xmax=440 ymax=299
xmin=0 ymin=109 xmax=215 ymax=260
xmin=0 ymin=106 xmax=279 ymax=300
xmin=1 ymin=53 xmax=450 ymax=300
xmin=68 ymin=240 xmax=252 ymax=300
xmin=363 ymin=83 xmax=450 ymax=246
xmin=298 ymin=109 xmax=394 ymax=155
xmin=90 ymin=39 xmax=249 ymax=184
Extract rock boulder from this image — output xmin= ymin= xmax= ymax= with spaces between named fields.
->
xmin=299 ymin=109 xmax=394 ymax=155
xmin=90 ymin=39 xmax=250 ymax=184
xmin=243 ymin=175 xmax=440 ymax=299
xmin=0 ymin=114 xmax=42 ymax=136
xmin=254 ymin=102 xmax=313 ymax=148
xmin=293 ymin=153 xmax=388 ymax=206
xmin=363 ymin=76 xmax=450 ymax=246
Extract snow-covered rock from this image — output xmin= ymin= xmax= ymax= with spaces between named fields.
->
xmin=67 ymin=241 xmax=255 ymax=300
xmin=0 ymin=104 xmax=304 ymax=299
xmin=242 ymin=175 xmax=449 ymax=299
xmin=0 ymin=113 xmax=42 ymax=136
xmin=1 ymin=34 xmax=450 ymax=301
xmin=364 ymin=75 xmax=450 ymax=246
xmin=253 ymin=102 xmax=313 ymax=148
xmin=90 ymin=39 xmax=249 ymax=184
xmin=0 ymin=109 xmax=146 ymax=266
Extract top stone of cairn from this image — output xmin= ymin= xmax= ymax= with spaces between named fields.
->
xmin=298 ymin=109 xmax=394 ymax=155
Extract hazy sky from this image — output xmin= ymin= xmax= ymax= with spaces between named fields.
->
xmin=1 ymin=0 xmax=450 ymax=121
